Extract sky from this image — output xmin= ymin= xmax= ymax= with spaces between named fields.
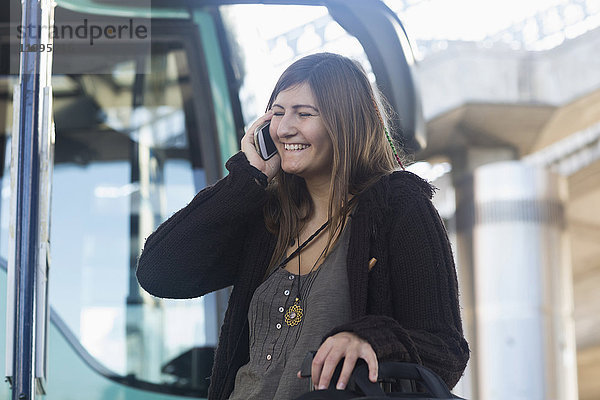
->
xmin=387 ymin=0 xmax=600 ymax=53
xmin=385 ymin=0 xmax=572 ymax=41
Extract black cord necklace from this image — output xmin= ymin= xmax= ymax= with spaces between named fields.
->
xmin=277 ymin=220 xmax=329 ymax=270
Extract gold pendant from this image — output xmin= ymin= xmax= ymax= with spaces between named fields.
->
xmin=284 ymin=299 xmax=303 ymax=327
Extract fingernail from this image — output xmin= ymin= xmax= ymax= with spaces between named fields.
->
xmin=318 ymin=385 xmax=327 ymax=390
xmin=336 ymin=382 xmax=346 ymax=390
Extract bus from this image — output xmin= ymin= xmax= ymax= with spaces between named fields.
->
xmin=0 ymin=0 xmax=423 ymax=398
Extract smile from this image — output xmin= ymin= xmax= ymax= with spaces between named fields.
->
xmin=284 ymin=144 xmax=311 ymax=151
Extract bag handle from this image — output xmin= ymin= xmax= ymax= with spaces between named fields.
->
xmin=351 ymin=362 xmax=456 ymax=398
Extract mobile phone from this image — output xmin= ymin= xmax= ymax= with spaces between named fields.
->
xmin=254 ymin=121 xmax=278 ymax=160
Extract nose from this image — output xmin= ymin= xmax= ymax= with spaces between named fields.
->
xmin=275 ymin=113 xmax=297 ymax=140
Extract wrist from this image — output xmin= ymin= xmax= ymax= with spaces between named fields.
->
xmin=227 ymin=151 xmax=268 ymax=187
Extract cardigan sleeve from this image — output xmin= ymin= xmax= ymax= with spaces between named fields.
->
xmin=136 ymin=151 xmax=269 ymax=299
xmin=323 ymin=177 xmax=469 ymax=389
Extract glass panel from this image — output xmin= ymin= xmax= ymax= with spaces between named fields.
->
xmin=0 ymin=73 xmax=16 ymax=399
xmin=0 ymin=76 xmax=16 ymax=262
xmin=0 ymin=38 xmax=213 ymax=395
xmin=219 ymin=4 xmax=375 ymax=126
xmin=46 ymin=43 xmax=208 ymax=388
xmin=0 ymin=263 xmax=196 ymax=399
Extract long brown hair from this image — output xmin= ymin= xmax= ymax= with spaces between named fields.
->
xmin=263 ymin=53 xmax=403 ymax=278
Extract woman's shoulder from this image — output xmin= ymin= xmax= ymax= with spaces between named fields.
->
xmin=387 ymin=170 xmax=436 ymax=201
xmin=378 ymin=171 xmax=439 ymax=226
xmin=355 ymin=170 xmax=436 ymax=221
xmin=362 ymin=170 xmax=435 ymax=204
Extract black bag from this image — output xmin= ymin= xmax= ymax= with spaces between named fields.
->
xmin=293 ymin=355 xmax=465 ymax=400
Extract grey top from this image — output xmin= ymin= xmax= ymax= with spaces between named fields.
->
xmin=228 ymin=218 xmax=353 ymax=400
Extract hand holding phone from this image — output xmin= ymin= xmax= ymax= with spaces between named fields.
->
xmin=240 ymin=112 xmax=281 ymax=183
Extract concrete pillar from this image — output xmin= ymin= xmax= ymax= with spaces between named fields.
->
xmin=452 ymin=146 xmax=517 ymax=399
xmin=472 ymin=161 xmax=577 ymax=399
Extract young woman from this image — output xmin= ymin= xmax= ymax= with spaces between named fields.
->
xmin=136 ymin=53 xmax=469 ymax=400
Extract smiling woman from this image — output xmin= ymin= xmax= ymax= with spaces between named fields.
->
xmin=136 ymin=52 xmax=469 ymax=400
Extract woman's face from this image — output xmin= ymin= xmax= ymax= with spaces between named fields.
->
xmin=270 ymin=83 xmax=334 ymax=181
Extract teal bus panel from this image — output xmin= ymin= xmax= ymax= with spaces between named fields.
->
xmin=0 ymin=263 xmax=201 ymax=400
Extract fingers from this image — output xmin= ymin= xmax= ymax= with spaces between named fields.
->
xmin=243 ymin=111 xmax=273 ymax=146
xmin=315 ymin=347 xmax=345 ymax=390
xmin=311 ymin=333 xmax=379 ymax=391
xmin=364 ymin=348 xmax=379 ymax=383
xmin=335 ymin=353 xmax=358 ymax=390
xmin=311 ymin=339 xmax=331 ymax=390
xmin=240 ymin=111 xmax=275 ymax=179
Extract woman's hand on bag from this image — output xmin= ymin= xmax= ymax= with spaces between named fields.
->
xmin=298 ymin=331 xmax=378 ymax=391
xmin=241 ymin=111 xmax=281 ymax=182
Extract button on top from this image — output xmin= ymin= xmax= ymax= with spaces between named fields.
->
xmin=276 ymin=323 xmax=282 ymax=329
xmin=284 ymin=289 xmax=290 ymax=296
xmin=266 ymin=354 xmax=272 ymax=361
xmin=289 ymin=275 xmax=295 ymax=280
xmin=279 ymin=307 xmax=284 ymax=313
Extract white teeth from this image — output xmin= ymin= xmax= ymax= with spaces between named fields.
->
xmin=284 ymin=144 xmax=310 ymax=151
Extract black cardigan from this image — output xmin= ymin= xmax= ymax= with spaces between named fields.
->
xmin=136 ymin=151 xmax=469 ymax=399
